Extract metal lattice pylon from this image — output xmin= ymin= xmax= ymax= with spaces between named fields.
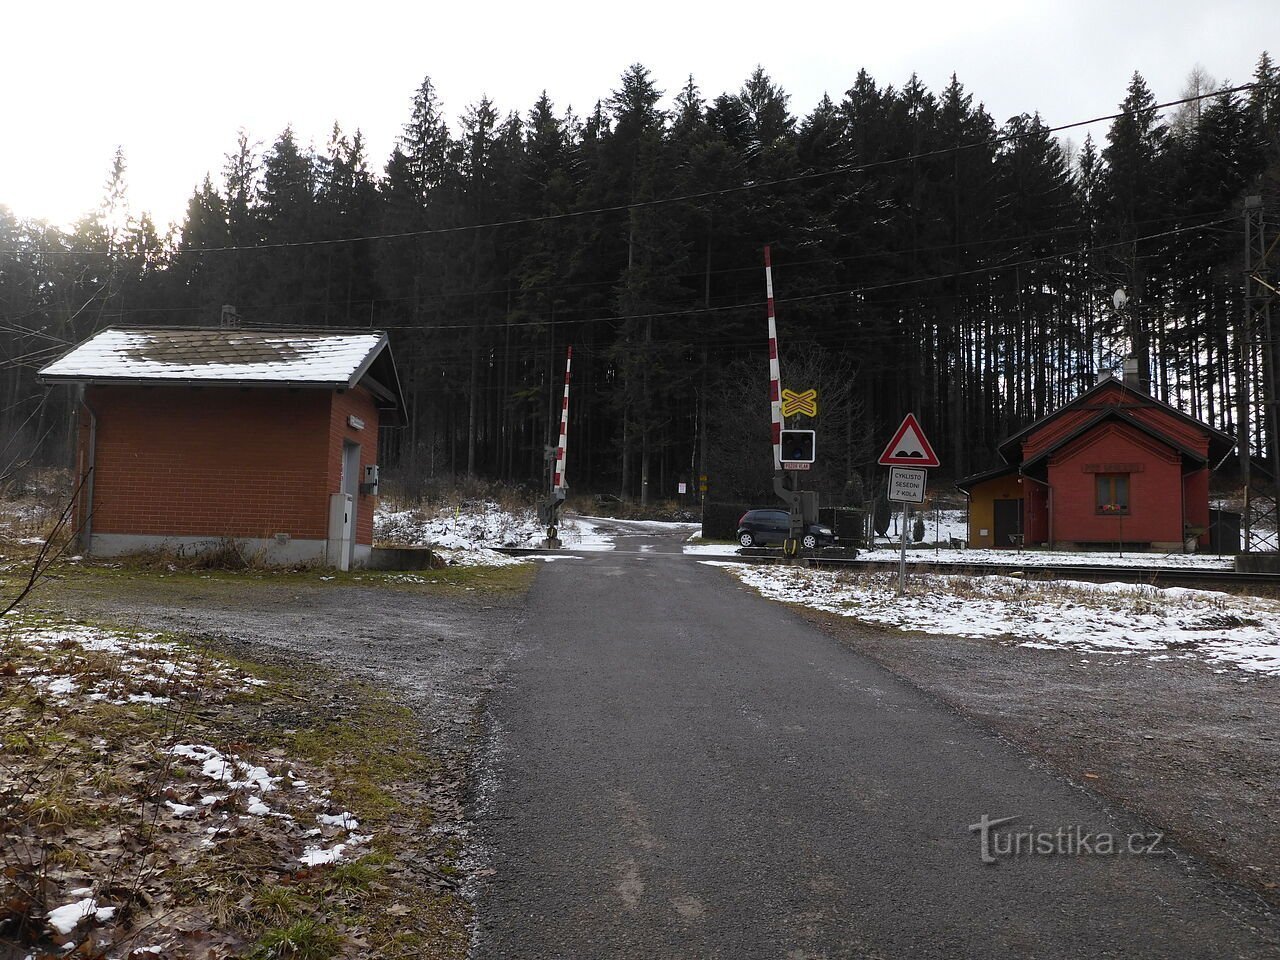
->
xmin=1242 ymin=196 xmax=1279 ymax=552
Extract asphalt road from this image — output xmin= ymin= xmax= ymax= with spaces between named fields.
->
xmin=473 ymin=525 xmax=1280 ymax=958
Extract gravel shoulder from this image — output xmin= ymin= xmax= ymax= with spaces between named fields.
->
xmin=26 ymin=564 xmax=532 ymax=753
xmin=798 ymin=605 xmax=1280 ymax=908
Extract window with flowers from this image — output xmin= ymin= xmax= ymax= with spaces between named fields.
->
xmin=1096 ymin=474 xmax=1129 ymax=515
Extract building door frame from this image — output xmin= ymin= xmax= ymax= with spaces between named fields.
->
xmin=993 ymin=497 xmax=1023 ymax=548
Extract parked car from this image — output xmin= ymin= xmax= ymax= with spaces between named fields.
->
xmin=736 ymin=508 xmax=839 ymax=550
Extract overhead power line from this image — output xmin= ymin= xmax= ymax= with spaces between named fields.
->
xmin=364 ymin=215 xmax=1233 ymax=333
xmin=180 ymin=81 xmax=1267 ymax=253
xmin=51 ymin=206 xmax=1241 ymax=325
xmin=1 ymin=82 xmax=1265 ymax=260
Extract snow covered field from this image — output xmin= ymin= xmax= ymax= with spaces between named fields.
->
xmin=869 ymin=508 xmax=1235 ymax=567
xmin=685 ymin=511 xmax=1236 ymax=569
xmin=374 ymin=501 xmax=616 ymax=564
xmin=879 ymin=507 xmax=970 ymax=545
xmin=709 ymin=562 xmax=1280 ymax=678
xmin=686 ymin=539 xmax=1235 ymax=569
xmin=857 ymin=545 xmax=1236 ymax=569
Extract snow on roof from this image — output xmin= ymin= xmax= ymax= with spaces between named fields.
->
xmin=38 ymin=327 xmax=388 ymax=387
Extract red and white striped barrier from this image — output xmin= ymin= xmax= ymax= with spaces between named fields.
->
xmin=552 ymin=346 xmax=572 ymax=494
xmin=764 ymin=246 xmax=783 ymax=471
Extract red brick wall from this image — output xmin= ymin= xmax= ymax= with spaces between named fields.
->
xmin=80 ymin=384 xmax=379 ymax=545
xmin=1183 ymin=467 xmax=1210 ymax=547
xmin=1046 ymin=421 xmax=1185 ymax=544
xmin=326 ymin=388 xmax=380 ymax=546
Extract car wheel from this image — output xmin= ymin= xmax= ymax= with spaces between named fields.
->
xmin=739 ymin=532 xmax=755 ymax=547
xmin=802 ymin=533 xmax=818 ymax=550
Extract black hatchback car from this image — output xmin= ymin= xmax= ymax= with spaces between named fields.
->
xmin=736 ymin=509 xmax=838 ymax=549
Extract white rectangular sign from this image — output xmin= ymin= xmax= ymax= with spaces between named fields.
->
xmin=888 ymin=466 xmax=927 ymax=504
xmin=782 ymin=461 xmax=811 ymax=471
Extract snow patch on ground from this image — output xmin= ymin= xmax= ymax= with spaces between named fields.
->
xmin=874 ymin=507 xmax=969 ymax=546
xmin=376 ymin=501 xmax=544 ymax=551
xmin=438 ymin=546 xmax=528 ymax=567
xmin=564 ymin=516 xmax=618 ymax=551
xmin=683 ymin=542 xmax=742 ymax=556
xmin=7 ymin=613 xmax=371 ymax=884
xmin=46 ymin=898 xmax=115 ymax=935
xmin=713 ymin=563 xmax=1280 ymax=677
xmin=166 ymin=742 xmax=369 ymax=864
xmin=577 ymin=516 xmax=701 ymax=534
xmin=10 ymin=618 xmax=264 ymax=707
xmin=859 ymin=545 xmax=1235 ymax=569
xmin=375 ymin=501 xmax=617 ymax=563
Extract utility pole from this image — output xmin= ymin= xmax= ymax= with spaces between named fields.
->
xmin=699 ymin=223 xmax=711 ymax=510
xmin=1243 ymin=195 xmax=1280 ymax=551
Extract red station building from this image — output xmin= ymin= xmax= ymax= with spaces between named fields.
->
xmin=957 ymin=368 xmax=1235 ymax=552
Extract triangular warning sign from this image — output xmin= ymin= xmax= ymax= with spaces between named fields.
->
xmin=878 ymin=413 xmax=940 ymax=467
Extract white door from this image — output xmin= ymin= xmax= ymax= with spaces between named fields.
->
xmin=341 ymin=441 xmax=361 ymax=567
xmin=327 ymin=493 xmax=353 ymax=571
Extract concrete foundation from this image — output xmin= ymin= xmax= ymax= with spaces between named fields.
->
xmin=1052 ymin=541 xmax=1188 ymax=553
xmin=367 ymin=546 xmax=441 ymax=571
xmin=87 ymin=533 xmax=372 ymax=568
xmin=1235 ymin=553 xmax=1280 ymax=574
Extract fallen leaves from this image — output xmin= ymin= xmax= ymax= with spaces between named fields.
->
xmin=1 ymin=610 xmax=470 ymax=959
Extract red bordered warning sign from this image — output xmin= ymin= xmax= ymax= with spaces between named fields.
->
xmin=877 ymin=413 xmax=940 ymax=468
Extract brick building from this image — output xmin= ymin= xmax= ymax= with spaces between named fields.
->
xmin=39 ymin=327 xmax=404 ymax=568
xmin=957 ymin=369 xmax=1234 ymax=551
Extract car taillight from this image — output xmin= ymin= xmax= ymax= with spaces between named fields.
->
xmin=738 ymin=513 xmax=748 ymax=526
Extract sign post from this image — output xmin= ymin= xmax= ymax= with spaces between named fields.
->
xmin=878 ymin=415 xmax=940 ymax=595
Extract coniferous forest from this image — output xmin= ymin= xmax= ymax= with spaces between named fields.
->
xmin=2 ymin=58 xmax=1279 ymax=502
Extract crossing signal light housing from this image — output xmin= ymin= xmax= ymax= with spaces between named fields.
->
xmin=780 ymin=429 xmax=816 ymax=463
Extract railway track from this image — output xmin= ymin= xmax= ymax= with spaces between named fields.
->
xmin=799 ymin=555 xmax=1280 ymax=590
xmin=497 ymin=546 xmax=1280 ymax=590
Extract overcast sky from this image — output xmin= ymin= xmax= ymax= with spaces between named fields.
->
xmin=1 ymin=0 xmax=1270 ymax=231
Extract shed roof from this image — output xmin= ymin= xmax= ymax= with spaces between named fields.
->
xmin=996 ymin=375 xmax=1234 ymax=464
xmin=954 ymin=462 xmax=1019 ymax=493
xmin=1019 ymin=407 xmax=1209 ymax=471
xmin=39 ymin=327 xmax=389 ymax=388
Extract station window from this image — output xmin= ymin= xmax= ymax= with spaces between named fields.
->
xmin=1095 ymin=474 xmax=1130 ymax=515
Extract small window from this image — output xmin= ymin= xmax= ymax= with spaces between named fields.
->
xmin=1096 ymin=474 xmax=1130 ymax=515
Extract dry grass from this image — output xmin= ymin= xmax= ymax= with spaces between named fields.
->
xmin=0 ymin=470 xmax=76 ymax=565
xmin=0 ymin=614 xmax=470 ymax=959
xmin=108 ymin=538 xmax=324 ymax=573
xmin=378 ymin=474 xmax=536 ymax=515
